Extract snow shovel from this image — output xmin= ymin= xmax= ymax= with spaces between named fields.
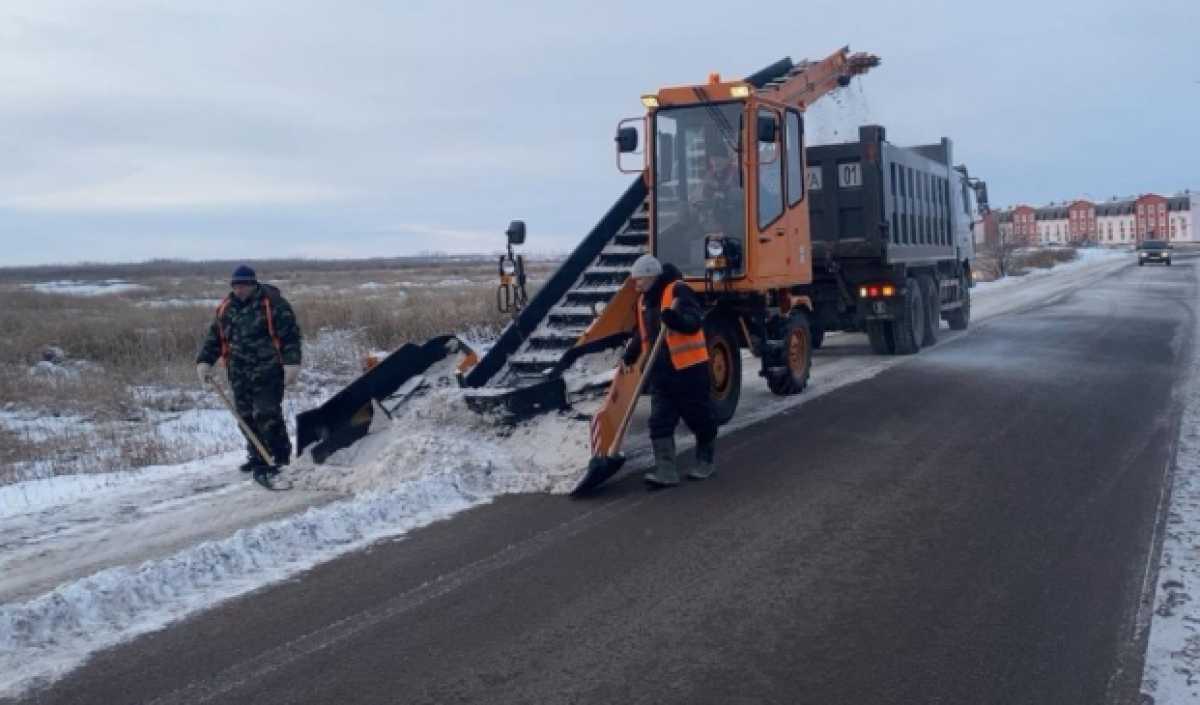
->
xmin=208 ymin=379 xmax=290 ymax=490
xmin=571 ymin=323 xmax=667 ymax=495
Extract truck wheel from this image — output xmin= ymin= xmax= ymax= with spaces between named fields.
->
xmin=919 ymin=274 xmax=939 ymax=346
xmin=892 ymin=278 xmax=924 ymax=355
xmin=866 ymin=320 xmax=895 ymax=355
xmin=768 ymin=310 xmax=813 ymax=396
xmin=946 ymin=277 xmax=971 ymax=331
xmin=705 ymin=317 xmax=741 ymax=425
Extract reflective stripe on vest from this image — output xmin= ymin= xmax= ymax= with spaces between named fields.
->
xmin=638 ymin=283 xmax=709 ymax=370
xmin=214 ymin=295 xmax=283 ymax=365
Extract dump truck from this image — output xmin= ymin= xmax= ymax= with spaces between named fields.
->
xmin=296 ymin=47 xmax=883 ymax=479
xmin=800 ymin=126 xmax=989 ymax=354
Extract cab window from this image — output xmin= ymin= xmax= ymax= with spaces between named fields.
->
xmin=757 ymin=108 xmax=783 ymax=228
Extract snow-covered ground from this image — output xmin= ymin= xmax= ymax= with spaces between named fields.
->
xmin=0 ymin=249 xmax=1132 ymax=698
xmin=24 ymin=280 xmax=149 ymax=296
xmin=1140 ymin=253 xmax=1200 ymax=703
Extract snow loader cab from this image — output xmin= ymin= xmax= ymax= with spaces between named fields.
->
xmin=606 ymin=49 xmax=879 ymax=407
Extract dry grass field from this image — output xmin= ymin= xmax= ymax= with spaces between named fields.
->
xmin=0 ymin=257 xmax=557 ymax=483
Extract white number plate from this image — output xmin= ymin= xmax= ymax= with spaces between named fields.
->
xmin=838 ymin=161 xmax=862 ymax=189
xmin=806 ymin=167 xmax=823 ymax=191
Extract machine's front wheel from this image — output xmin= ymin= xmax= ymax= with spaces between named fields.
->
xmin=946 ymin=275 xmax=971 ymax=331
xmin=767 ymin=310 xmax=813 ymax=396
xmin=810 ymin=319 xmax=826 ymax=350
xmin=705 ymin=317 xmax=742 ymax=425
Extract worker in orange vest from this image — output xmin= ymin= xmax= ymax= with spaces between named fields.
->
xmin=622 ymin=255 xmax=716 ymax=487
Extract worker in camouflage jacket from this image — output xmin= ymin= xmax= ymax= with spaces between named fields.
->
xmin=196 ymin=265 xmax=302 ymax=473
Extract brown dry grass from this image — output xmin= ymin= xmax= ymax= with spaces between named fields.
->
xmin=1015 ymin=248 xmax=1078 ymax=271
xmin=974 ymin=246 xmax=1079 ymax=280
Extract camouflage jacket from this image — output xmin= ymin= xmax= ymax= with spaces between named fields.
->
xmin=196 ymin=284 xmax=302 ymax=369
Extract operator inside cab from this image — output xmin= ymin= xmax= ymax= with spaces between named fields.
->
xmin=700 ymin=127 xmax=743 ymax=240
xmin=653 ymin=109 xmax=745 ymax=277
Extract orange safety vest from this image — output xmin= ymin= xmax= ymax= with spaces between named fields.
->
xmin=639 ymin=283 xmax=709 ymax=370
xmin=214 ymin=295 xmax=284 ymax=365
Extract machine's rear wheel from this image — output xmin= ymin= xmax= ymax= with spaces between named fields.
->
xmin=919 ymin=274 xmax=939 ymax=347
xmin=893 ymin=278 xmax=924 ymax=355
xmin=705 ymin=318 xmax=742 ymax=425
xmin=767 ymin=310 xmax=813 ymax=396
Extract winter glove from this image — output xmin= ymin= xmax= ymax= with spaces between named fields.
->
xmin=283 ymin=365 xmax=300 ymax=388
xmin=196 ymin=362 xmax=213 ymax=385
xmin=660 ymin=307 xmax=685 ymax=331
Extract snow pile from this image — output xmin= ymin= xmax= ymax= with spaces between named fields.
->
xmin=290 ymin=358 xmax=595 ymax=497
xmin=26 ymin=280 xmax=149 ymax=296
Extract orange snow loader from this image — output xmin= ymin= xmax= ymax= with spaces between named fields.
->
xmin=295 ymin=48 xmax=881 ymax=486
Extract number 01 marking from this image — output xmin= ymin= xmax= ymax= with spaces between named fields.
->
xmin=838 ymin=161 xmax=862 ymax=189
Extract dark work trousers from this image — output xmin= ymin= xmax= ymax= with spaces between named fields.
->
xmin=229 ymin=363 xmax=291 ymax=464
xmin=647 ymin=362 xmax=717 ymax=443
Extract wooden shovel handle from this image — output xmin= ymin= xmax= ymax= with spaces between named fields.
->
xmin=209 ymin=379 xmax=277 ymax=467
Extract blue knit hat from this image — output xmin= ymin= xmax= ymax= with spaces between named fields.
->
xmin=231 ymin=265 xmax=257 ymax=285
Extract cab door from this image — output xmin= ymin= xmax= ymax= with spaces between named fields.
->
xmin=752 ymin=106 xmax=789 ymax=279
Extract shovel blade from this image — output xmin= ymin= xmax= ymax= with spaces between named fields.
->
xmin=570 ymin=454 xmax=626 ymax=496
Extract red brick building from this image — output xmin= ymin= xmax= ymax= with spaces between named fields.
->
xmin=1136 ymin=194 xmax=1168 ymax=242
xmin=1011 ymin=205 xmax=1037 ymax=245
xmin=1067 ymin=200 xmax=1096 ymax=243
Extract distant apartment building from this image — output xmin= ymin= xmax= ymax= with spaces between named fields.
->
xmin=990 ymin=191 xmax=1197 ymax=246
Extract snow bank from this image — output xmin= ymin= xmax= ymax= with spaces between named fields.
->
xmin=1140 ymin=258 xmax=1200 ymax=703
xmin=0 ymin=471 xmax=488 ymax=697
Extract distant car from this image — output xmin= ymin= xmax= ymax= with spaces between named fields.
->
xmin=1137 ymin=240 xmax=1172 ymax=266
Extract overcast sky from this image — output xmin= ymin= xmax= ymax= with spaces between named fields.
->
xmin=1 ymin=0 xmax=1196 ymax=266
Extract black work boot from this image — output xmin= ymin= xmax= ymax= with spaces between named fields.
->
xmin=644 ymin=437 xmax=680 ymax=488
xmin=238 ymin=459 xmax=265 ymax=473
xmin=689 ymin=439 xmax=716 ymax=480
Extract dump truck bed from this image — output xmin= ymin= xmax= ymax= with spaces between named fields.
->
xmin=806 ymin=125 xmax=974 ymax=268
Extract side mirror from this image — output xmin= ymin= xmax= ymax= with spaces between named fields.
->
xmin=757 ymin=115 xmax=778 ymax=144
xmin=657 ymin=132 xmax=674 ymax=182
xmin=616 ymin=126 xmax=639 ymax=154
xmin=505 ymin=220 xmax=526 ymax=245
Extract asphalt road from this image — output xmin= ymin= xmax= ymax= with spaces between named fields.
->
xmin=22 ymin=258 xmax=1195 ymax=705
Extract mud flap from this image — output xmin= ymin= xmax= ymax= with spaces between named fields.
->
xmin=295 ymin=335 xmax=459 ymax=464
